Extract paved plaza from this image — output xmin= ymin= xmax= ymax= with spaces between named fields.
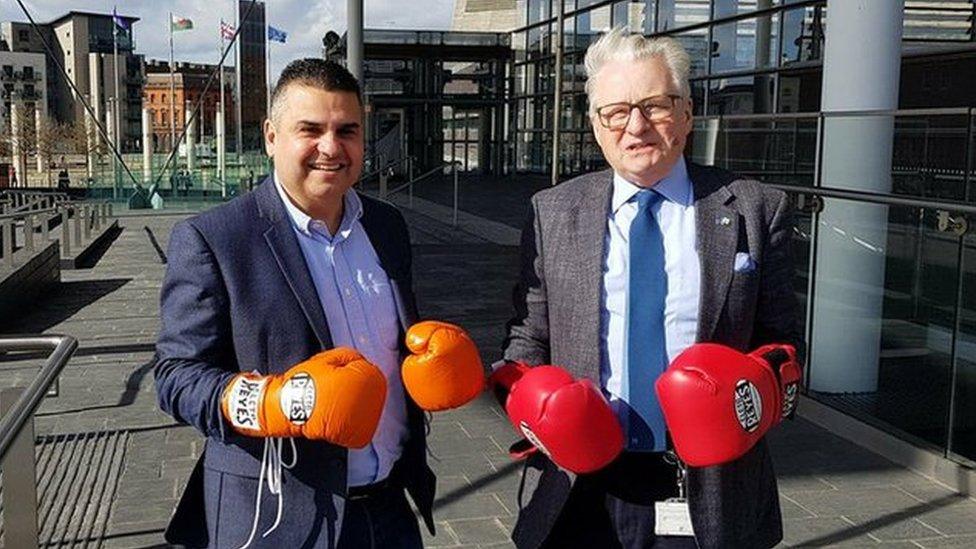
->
xmin=3 ymin=185 xmax=976 ymax=547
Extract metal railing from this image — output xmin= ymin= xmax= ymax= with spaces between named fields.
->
xmin=0 ymin=198 xmax=114 ymax=269
xmin=357 ymin=155 xmax=416 ymax=199
xmin=0 ymin=190 xmax=69 ymax=214
xmin=386 ymin=161 xmax=462 ymax=226
xmin=0 ymin=335 xmax=79 ymax=548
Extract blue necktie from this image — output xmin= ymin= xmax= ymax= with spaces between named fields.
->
xmin=625 ymin=189 xmax=669 ymax=452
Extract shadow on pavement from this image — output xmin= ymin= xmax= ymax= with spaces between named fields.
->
xmin=1 ymin=278 xmax=132 ymax=333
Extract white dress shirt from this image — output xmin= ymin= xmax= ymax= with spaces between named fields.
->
xmin=599 ymin=158 xmax=701 ymax=443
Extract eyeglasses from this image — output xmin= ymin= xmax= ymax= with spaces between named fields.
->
xmin=594 ymin=94 xmax=685 ymax=130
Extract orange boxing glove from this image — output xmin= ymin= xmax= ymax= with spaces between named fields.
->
xmin=402 ymin=321 xmax=485 ymax=411
xmin=221 ymin=347 xmax=386 ymax=448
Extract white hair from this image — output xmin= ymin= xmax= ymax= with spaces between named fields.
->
xmin=583 ymin=26 xmax=692 ymax=116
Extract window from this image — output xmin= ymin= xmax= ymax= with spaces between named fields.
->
xmin=18 ymin=29 xmax=28 ymax=42
xmin=2 ymin=65 xmax=12 ymax=77
xmin=23 ymin=67 xmax=33 ymax=79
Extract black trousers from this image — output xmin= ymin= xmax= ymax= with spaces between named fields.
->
xmin=336 ymin=481 xmax=422 ymax=549
xmin=540 ymin=452 xmax=699 ymax=549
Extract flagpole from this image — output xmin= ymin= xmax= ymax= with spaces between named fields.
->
xmin=266 ymin=25 xmax=271 ymax=117
xmin=112 ymin=15 xmax=120 ymax=199
xmin=169 ymin=12 xmax=176 ymax=155
xmin=219 ymin=24 xmax=226 ymax=184
xmin=234 ymin=0 xmax=243 ymax=157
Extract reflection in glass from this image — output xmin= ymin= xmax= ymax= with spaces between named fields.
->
xmin=891 ymin=114 xmax=971 ymax=202
xmin=776 ymin=72 xmax=821 ymax=113
xmin=951 ymin=230 xmax=976 ymax=462
xmin=576 ymin=4 xmax=612 ymax=43
xmin=706 ymin=75 xmax=775 ymax=115
xmin=657 ymin=0 xmax=710 ymax=32
xmin=781 ymin=5 xmax=826 ymax=66
xmin=693 ymin=117 xmax=817 ymax=183
xmin=529 ymin=0 xmax=549 ymax=24
xmin=671 ymin=29 xmax=709 ymax=77
xmin=710 ymin=13 xmax=780 ymax=74
xmin=612 ymin=1 xmax=651 ymax=33
xmin=513 ymin=31 xmax=527 ymax=63
xmin=904 ymin=1 xmax=974 ymax=42
xmin=808 ymin=201 xmax=958 ymax=451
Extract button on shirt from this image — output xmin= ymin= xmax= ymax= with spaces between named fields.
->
xmin=600 ymin=158 xmax=701 ymax=446
xmin=274 ymin=177 xmax=408 ymax=487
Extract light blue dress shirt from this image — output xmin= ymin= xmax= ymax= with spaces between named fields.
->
xmin=274 ymin=177 xmax=408 ymax=487
xmin=600 ymin=157 xmax=701 ymax=448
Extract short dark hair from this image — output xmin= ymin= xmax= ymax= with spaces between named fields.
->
xmin=269 ymin=58 xmax=361 ymax=123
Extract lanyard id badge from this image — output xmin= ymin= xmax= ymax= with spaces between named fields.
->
xmin=655 ymin=452 xmax=695 ymax=537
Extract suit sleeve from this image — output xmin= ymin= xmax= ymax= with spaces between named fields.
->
xmin=503 ymin=194 xmax=551 ymax=365
xmin=153 ymin=220 xmax=237 ymax=440
xmin=752 ymin=190 xmax=804 ymax=360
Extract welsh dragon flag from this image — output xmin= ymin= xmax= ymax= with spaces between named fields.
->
xmin=171 ymin=14 xmax=193 ymax=31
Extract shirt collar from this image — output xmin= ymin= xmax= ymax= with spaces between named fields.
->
xmin=273 ymin=172 xmax=363 ymax=240
xmin=611 ymin=156 xmax=692 ymax=214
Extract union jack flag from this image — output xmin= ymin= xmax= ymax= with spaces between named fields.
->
xmin=220 ymin=20 xmax=235 ymax=40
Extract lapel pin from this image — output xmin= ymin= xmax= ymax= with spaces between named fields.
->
xmin=718 ymin=216 xmax=731 ymax=226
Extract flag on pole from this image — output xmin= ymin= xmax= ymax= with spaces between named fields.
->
xmin=220 ymin=20 xmax=236 ymax=40
xmin=111 ymin=6 xmax=129 ymax=30
xmin=268 ymin=25 xmax=287 ymax=43
xmin=171 ymin=15 xmax=194 ymax=31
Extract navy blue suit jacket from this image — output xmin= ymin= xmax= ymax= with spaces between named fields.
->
xmin=154 ymin=177 xmax=435 ymax=548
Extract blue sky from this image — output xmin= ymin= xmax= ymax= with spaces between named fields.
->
xmin=2 ymin=0 xmax=455 ymax=81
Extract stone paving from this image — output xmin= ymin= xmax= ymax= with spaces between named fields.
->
xmin=1 ymin=193 xmax=976 ymax=547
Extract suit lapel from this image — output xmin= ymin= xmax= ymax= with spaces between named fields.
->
xmin=573 ymin=172 xmax=612 ymax=381
xmin=692 ymin=165 xmax=740 ymax=342
xmin=254 ymin=179 xmax=334 ymax=349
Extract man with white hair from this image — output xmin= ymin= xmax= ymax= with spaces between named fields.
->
xmin=498 ymin=27 xmax=801 ymax=548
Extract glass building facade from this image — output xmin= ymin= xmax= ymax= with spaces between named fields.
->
xmin=509 ymin=0 xmax=976 ymax=467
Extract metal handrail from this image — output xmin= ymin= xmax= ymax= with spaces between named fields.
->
xmin=694 ymin=107 xmax=972 ymax=124
xmin=0 ymin=207 xmax=59 ymax=221
xmin=386 ymin=161 xmax=463 ymax=226
xmin=357 ymin=155 xmax=415 ymax=185
xmin=769 ymin=183 xmax=976 ymax=216
xmin=0 ymin=335 xmax=78 ymax=461
xmin=386 ymin=161 xmax=459 ymax=197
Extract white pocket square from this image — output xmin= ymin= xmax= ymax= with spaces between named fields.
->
xmin=733 ymin=252 xmax=757 ymax=273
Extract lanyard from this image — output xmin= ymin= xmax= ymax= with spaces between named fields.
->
xmin=664 ymin=450 xmax=688 ymax=500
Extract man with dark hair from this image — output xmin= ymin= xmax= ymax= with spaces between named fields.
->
xmin=154 ymin=58 xmax=477 ymax=548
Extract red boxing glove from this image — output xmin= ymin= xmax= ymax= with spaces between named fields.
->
xmin=750 ymin=344 xmax=802 ymax=420
xmin=655 ymin=343 xmax=801 ymax=467
xmin=504 ymin=365 xmax=623 ymax=474
xmin=488 ymin=361 xmax=531 ymax=408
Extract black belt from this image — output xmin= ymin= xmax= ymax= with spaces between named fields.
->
xmin=346 ymin=476 xmax=397 ymax=501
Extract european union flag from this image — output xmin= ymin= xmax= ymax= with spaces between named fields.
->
xmin=268 ymin=26 xmax=287 ymax=44
xmin=112 ymin=6 xmax=129 ymax=30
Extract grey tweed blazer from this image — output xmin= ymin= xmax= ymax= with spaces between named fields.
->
xmin=502 ymin=161 xmax=802 ymax=549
